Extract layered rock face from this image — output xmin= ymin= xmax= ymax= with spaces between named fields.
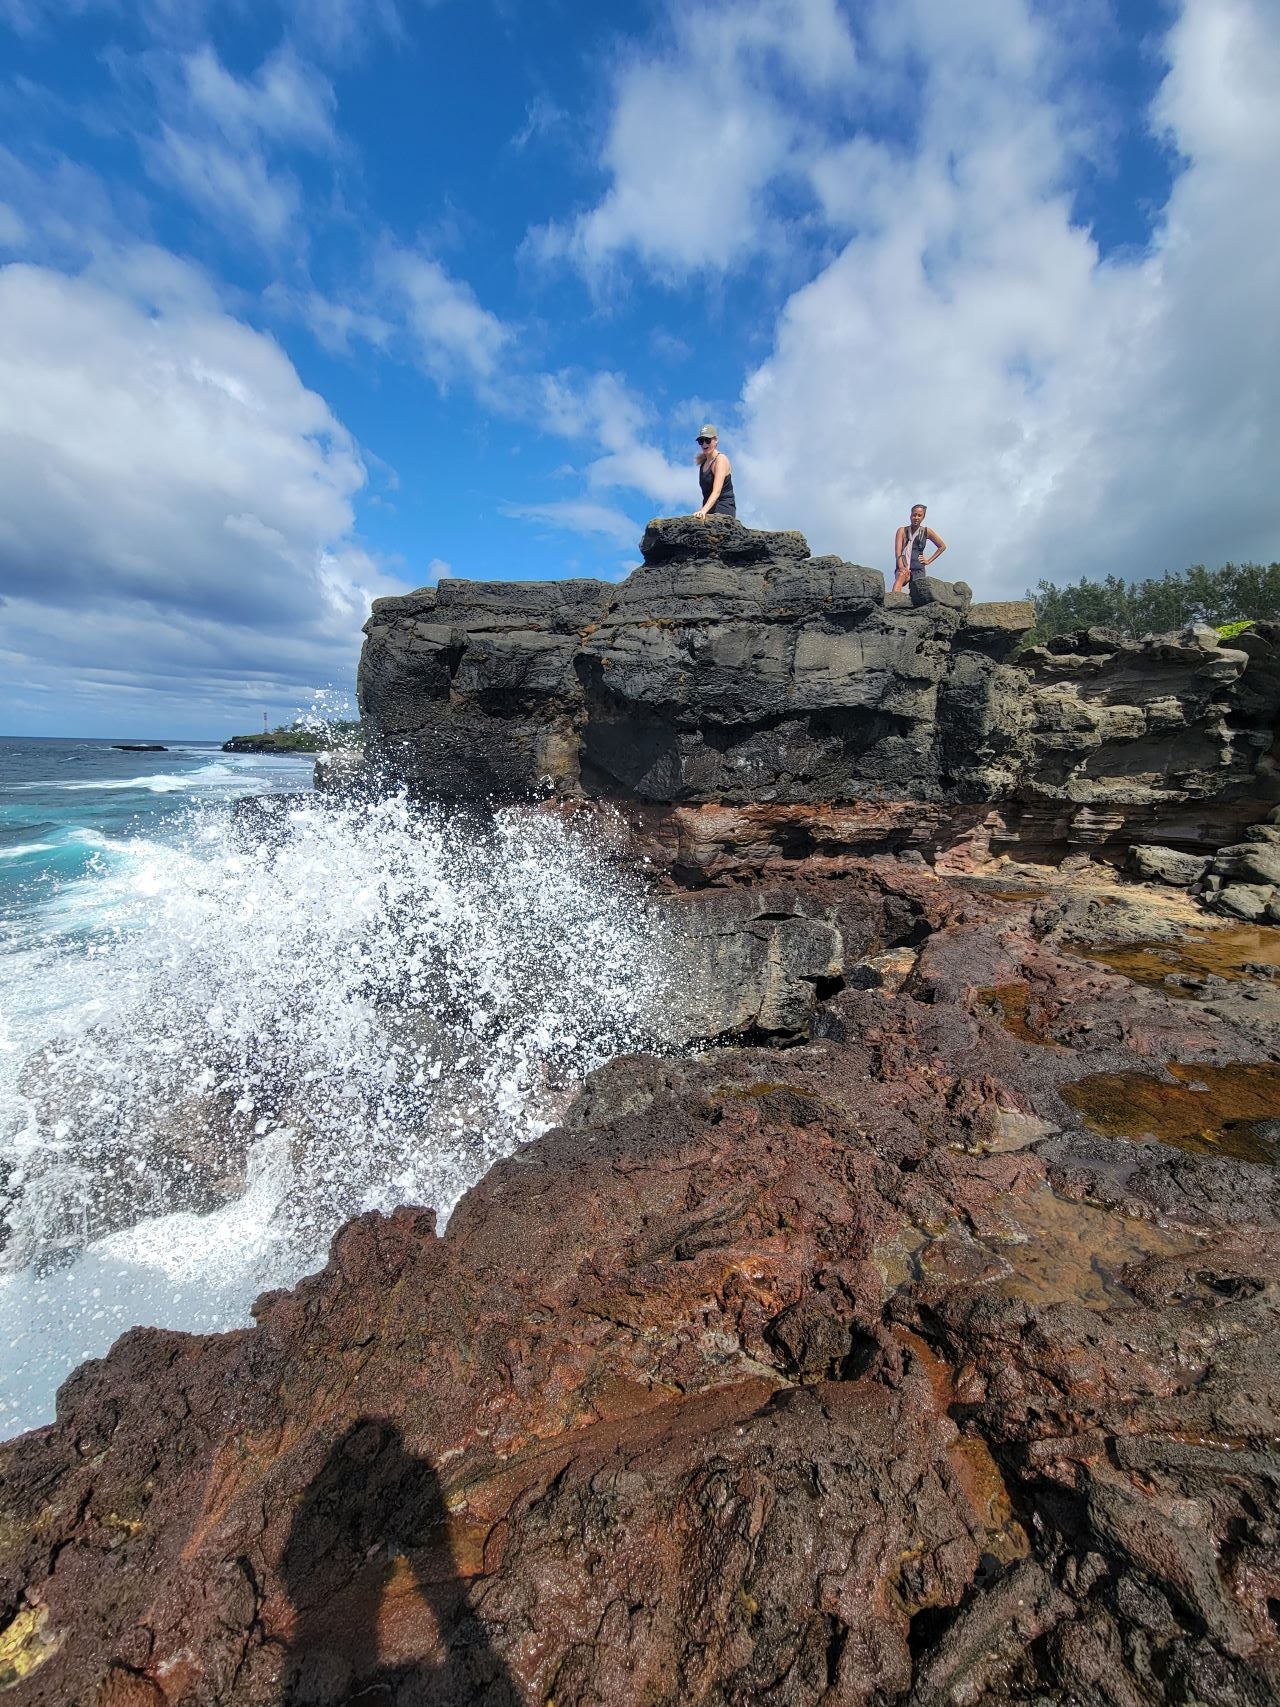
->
xmin=356 ymin=518 xmax=1280 ymax=863
xmin=357 ymin=518 xmax=1011 ymax=806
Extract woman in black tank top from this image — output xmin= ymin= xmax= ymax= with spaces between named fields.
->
xmin=893 ymin=502 xmax=946 ymax=592
xmin=694 ymin=424 xmax=736 ymax=518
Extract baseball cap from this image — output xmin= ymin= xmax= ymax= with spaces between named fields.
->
xmin=696 ymin=424 xmax=718 ymax=440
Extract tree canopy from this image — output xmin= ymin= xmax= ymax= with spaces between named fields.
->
xmin=1025 ymin=562 xmax=1280 ymax=642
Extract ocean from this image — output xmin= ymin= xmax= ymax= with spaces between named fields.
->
xmin=0 ymin=735 xmax=316 ymax=1081
xmin=0 ymin=737 xmax=674 ymax=1437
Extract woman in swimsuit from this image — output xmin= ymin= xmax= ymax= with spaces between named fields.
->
xmin=694 ymin=425 xmax=736 ymax=519
xmin=893 ymin=503 xmax=946 ymax=593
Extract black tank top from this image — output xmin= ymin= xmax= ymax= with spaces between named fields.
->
xmin=699 ymin=456 xmax=736 ymax=516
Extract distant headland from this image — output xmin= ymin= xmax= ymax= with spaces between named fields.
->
xmin=222 ymin=720 xmax=361 ymax=755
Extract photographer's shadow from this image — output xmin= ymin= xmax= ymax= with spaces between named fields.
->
xmin=281 ymin=1417 xmax=521 ymax=1706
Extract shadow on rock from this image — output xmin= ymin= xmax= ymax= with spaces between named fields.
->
xmin=281 ymin=1418 xmax=520 ymax=1706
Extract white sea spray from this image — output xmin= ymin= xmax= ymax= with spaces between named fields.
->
xmin=0 ymin=790 xmax=686 ymax=1432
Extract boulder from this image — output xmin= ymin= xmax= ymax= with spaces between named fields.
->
xmin=1215 ymin=841 xmax=1280 ymax=886
xmin=1126 ymin=844 xmax=1211 ymax=887
xmin=1213 ymin=882 xmax=1275 ymax=921
xmin=637 ymin=514 xmax=810 ymax=566
xmin=909 ymin=573 xmax=973 ymax=612
xmin=663 ymin=888 xmax=845 ymax=1038
xmin=963 ymin=600 xmax=1036 ymax=635
xmin=312 ymin=748 xmax=369 ymax=795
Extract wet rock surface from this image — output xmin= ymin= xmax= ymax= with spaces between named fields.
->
xmin=357 ymin=520 xmax=1280 ymax=857
xmin=3 ymin=861 xmax=1280 ymax=1706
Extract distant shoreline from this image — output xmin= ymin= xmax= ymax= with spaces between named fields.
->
xmin=222 ymin=719 xmax=361 ymax=755
xmin=221 ymin=731 xmax=326 ymax=754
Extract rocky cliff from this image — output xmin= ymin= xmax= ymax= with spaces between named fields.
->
xmin=4 ymin=520 xmax=1280 ymax=1707
xmin=356 ymin=517 xmax=1280 ymax=865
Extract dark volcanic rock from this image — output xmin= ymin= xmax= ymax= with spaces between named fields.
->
xmin=355 ymin=523 xmax=1280 ymax=858
xmin=3 ymin=873 xmax=1280 ymax=1706
xmin=8 ymin=516 xmax=1280 ymax=1705
xmin=358 ymin=519 xmax=1016 ymax=810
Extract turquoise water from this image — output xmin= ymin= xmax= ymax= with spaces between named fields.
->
xmin=0 ymin=737 xmax=311 ymax=925
xmin=0 ymin=738 xmax=317 ymax=1434
xmin=0 ymin=738 xmax=676 ymax=1437
xmin=0 ymin=735 xmax=317 ymax=1072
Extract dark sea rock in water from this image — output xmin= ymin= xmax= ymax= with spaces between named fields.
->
xmin=356 ymin=518 xmax=1280 ymax=862
xmin=4 ymin=862 xmax=1280 ymax=1706
xmin=111 ymin=743 xmax=166 ymax=752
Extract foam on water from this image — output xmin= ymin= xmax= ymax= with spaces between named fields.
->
xmin=0 ymin=791 xmax=683 ymax=1435
xmin=43 ymin=760 xmax=245 ymax=793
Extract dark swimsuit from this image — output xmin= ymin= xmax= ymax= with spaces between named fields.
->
xmin=907 ymin=525 xmax=929 ymax=578
xmin=699 ymin=456 xmax=736 ymax=517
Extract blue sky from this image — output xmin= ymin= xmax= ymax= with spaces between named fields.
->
xmin=1 ymin=0 xmax=1277 ymax=736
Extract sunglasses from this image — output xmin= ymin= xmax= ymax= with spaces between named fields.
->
xmin=696 ymin=436 xmax=713 ymax=444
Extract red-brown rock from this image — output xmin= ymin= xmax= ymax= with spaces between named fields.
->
xmin=2 ymin=875 xmax=1279 ymax=1705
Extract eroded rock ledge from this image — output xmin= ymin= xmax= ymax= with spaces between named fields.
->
xmin=354 ymin=517 xmax=1280 ymax=865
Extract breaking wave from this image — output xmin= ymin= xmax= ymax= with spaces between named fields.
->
xmin=0 ymin=792 xmax=685 ymax=1433
xmin=41 ymin=760 xmax=245 ymax=793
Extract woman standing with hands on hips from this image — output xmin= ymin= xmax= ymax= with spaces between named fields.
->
xmin=894 ymin=503 xmax=946 ymax=592
xmin=694 ymin=425 xmax=736 ymax=519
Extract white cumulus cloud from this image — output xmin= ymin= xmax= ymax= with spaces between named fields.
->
xmin=731 ymin=0 xmax=1280 ymax=595
xmin=503 ymin=499 xmax=644 ymax=549
xmin=534 ymin=370 xmax=691 ymax=510
xmin=0 ymin=258 xmax=406 ymax=731
xmin=534 ymin=0 xmax=857 ymax=278
xmin=379 ymin=245 xmax=512 ymax=387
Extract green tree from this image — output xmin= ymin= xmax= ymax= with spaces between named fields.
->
xmin=1026 ymin=562 xmax=1280 ymax=642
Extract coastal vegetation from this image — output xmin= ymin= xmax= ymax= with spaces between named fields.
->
xmin=1026 ymin=559 xmax=1280 ymax=641
xmin=222 ymin=719 xmax=362 ymax=754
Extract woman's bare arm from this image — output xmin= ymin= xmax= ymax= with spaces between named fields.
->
xmin=923 ymin=529 xmax=947 ymax=565
xmin=696 ymin=454 xmax=730 ymax=518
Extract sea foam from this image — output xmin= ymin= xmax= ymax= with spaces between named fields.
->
xmin=0 ymin=791 xmax=683 ymax=1434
